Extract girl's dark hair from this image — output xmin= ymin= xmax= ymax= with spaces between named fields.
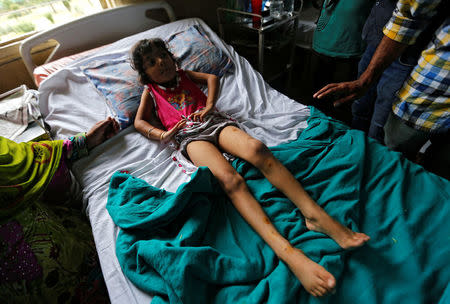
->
xmin=130 ymin=38 xmax=177 ymax=84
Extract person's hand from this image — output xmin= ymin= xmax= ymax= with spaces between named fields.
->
xmin=86 ymin=117 xmax=120 ymax=150
xmin=313 ymin=79 xmax=369 ymax=107
xmin=189 ymin=106 xmax=213 ymax=122
xmin=160 ymin=119 xmax=186 ymax=143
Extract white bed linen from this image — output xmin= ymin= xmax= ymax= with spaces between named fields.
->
xmin=38 ymin=18 xmax=310 ymax=303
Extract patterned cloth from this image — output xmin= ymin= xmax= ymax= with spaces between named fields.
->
xmin=175 ymin=110 xmax=238 ymax=155
xmin=165 ymin=111 xmax=240 ymax=176
xmin=383 ymin=0 xmax=449 ymax=132
xmin=0 ymin=137 xmax=64 ymax=219
xmin=1 ymin=133 xmax=88 ymax=219
xmin=0 ymin=202 xmax=110 ymax=303
xmin=147 ymin=70 xmax=207 ymax=130
xmin=67 ymin=132 xmax=89 ymax=161
xmin=44 ymin=134 xmax=88 ymax=204
xmin=0 ymin=135 xmax=109 ymax=303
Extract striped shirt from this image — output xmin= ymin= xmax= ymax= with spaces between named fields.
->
xmin=383 ymin=0 xmax=449 ymax=133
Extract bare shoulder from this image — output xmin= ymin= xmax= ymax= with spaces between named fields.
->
xmin=141 ymin=86 xmax=154 ymax=102
xmin=185 ymin=70 xmax=217 ymax=83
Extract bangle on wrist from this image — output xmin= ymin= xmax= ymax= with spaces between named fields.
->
xmin=146 ymin=127 xmax=155 ymax=139
xmin=160 ymin=131 xmax=166 ymax=141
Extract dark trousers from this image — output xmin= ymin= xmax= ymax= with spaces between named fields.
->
xmin=352 ymin=44 xmax=414 ymax=143
xmin=306 ymin=50 xmax=360 ymax=125
xmin=384 ymin=113 xmax=450 ymax=180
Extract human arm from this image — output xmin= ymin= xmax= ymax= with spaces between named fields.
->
xmin=185 ymin=70 xmax=219 ymax=122
xmin=134 ymin=87 xmax=186 ymax=142
xmin=85 ymin=117 xmax=120 ymax=150
xmin=66 ymin=117 xmax=120 ymax=162
xmin=313 ymin=0 xmax=440 ymax=106
xmin=313 ymin=36 xmax=408 ymax=106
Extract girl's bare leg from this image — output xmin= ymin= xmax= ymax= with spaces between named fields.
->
xmin=186 ymin=140 xmax=336 ymax=297
xmin=218 ymin=126 xmax=370 ymax=250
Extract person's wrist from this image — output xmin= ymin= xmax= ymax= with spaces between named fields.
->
xmin=146 ymin=126 xmax=155 ymax=139
xmin=160 ymin=131 xmax=166 ymax=141
xmin=85 ymin=132 xmax=95 ymax=150
xmin=69 ymin=132 xmax=89 ymax=160
xmin=203 ymin=103 xmax=213 ymax=110
xmin=357 ymin=72 xmax=373 ymax=90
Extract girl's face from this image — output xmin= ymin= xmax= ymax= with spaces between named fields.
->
xmin=143 ymin=48 xmax=177 ymax=85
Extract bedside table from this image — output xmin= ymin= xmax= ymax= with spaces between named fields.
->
xmin=217 ymin=7 xmax=300 ymax=88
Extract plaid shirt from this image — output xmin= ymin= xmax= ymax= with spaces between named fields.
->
xmin=383 ymin=0 xmax=449 ymax=132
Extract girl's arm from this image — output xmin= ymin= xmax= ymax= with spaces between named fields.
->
xmin=185 ymin=70 xmax=219 ymax=121
xmin=134 ymin=88 xmax=185 ymax=142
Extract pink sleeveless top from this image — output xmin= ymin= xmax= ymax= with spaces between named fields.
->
xmin=147 ymin=70 xmax=207 ymax=130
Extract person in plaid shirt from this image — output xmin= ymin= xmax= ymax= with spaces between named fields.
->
xmin=313 ymin=0 xmax=449 ymax=179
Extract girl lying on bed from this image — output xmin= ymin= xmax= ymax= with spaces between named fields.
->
xmin=131 ymin=38 xmax=370 ymax=297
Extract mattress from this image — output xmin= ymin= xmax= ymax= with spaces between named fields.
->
xmin=37 ymin=17 xmax=310 ymax=303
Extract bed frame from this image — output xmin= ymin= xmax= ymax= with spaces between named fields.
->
xmin=20 ymin=1 xmax=176 ymax=83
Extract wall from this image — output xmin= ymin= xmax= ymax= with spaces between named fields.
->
xmin=116 ymin=0 xmax=225 ymax=31
xmin=0 ymin=0 xmax=225 ymax=94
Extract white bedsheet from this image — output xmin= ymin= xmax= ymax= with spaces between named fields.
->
xmin=38 ymin=18 xmax=310 ymax=303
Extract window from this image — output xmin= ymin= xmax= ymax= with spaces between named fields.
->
xmin=0 ymin=0 xmax=105 ymax=43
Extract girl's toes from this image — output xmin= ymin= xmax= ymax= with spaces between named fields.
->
xmin=323 ymin=275 xmax=336 ymax=289
xmin=316 ymin=285 xmax=327 ymax=297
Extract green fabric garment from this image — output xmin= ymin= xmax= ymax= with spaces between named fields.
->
xmin=0 ymin=137 xmax=63 ymax=219
xmin=312 ymin=0 xmax=374 ymax=58
xmin=0 ymin=138 xmax=110 ymax=302
xmin=107 ymin=107 xmax=450 ymax=304
xmin=0 ymin=202 xmax=110 ymax=303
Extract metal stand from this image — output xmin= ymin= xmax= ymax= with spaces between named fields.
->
xmin=217 ymin=5 xmax=301 ymax=89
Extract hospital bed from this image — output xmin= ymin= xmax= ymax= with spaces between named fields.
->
xmin=20 ymin=2 xmax=450 ymax=303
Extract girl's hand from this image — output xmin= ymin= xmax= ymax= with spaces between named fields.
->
xmin=160 ymin=119 xmax=186 ymax=142
xmin=189 ymin=106 xmax=213 ymax=122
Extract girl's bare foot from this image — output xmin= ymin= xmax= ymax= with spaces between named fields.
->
xmin=305 ymin=214 xmax=370 ymax=250
xmin=281 ymin=246 xmax=336 ymax=297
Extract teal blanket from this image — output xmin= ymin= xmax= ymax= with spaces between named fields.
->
xmin=107 ymin=109 xmax=450 ymax=304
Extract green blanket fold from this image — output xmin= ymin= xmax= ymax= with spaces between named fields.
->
xmin=107 ymin=108 xmax=450 ymax=304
